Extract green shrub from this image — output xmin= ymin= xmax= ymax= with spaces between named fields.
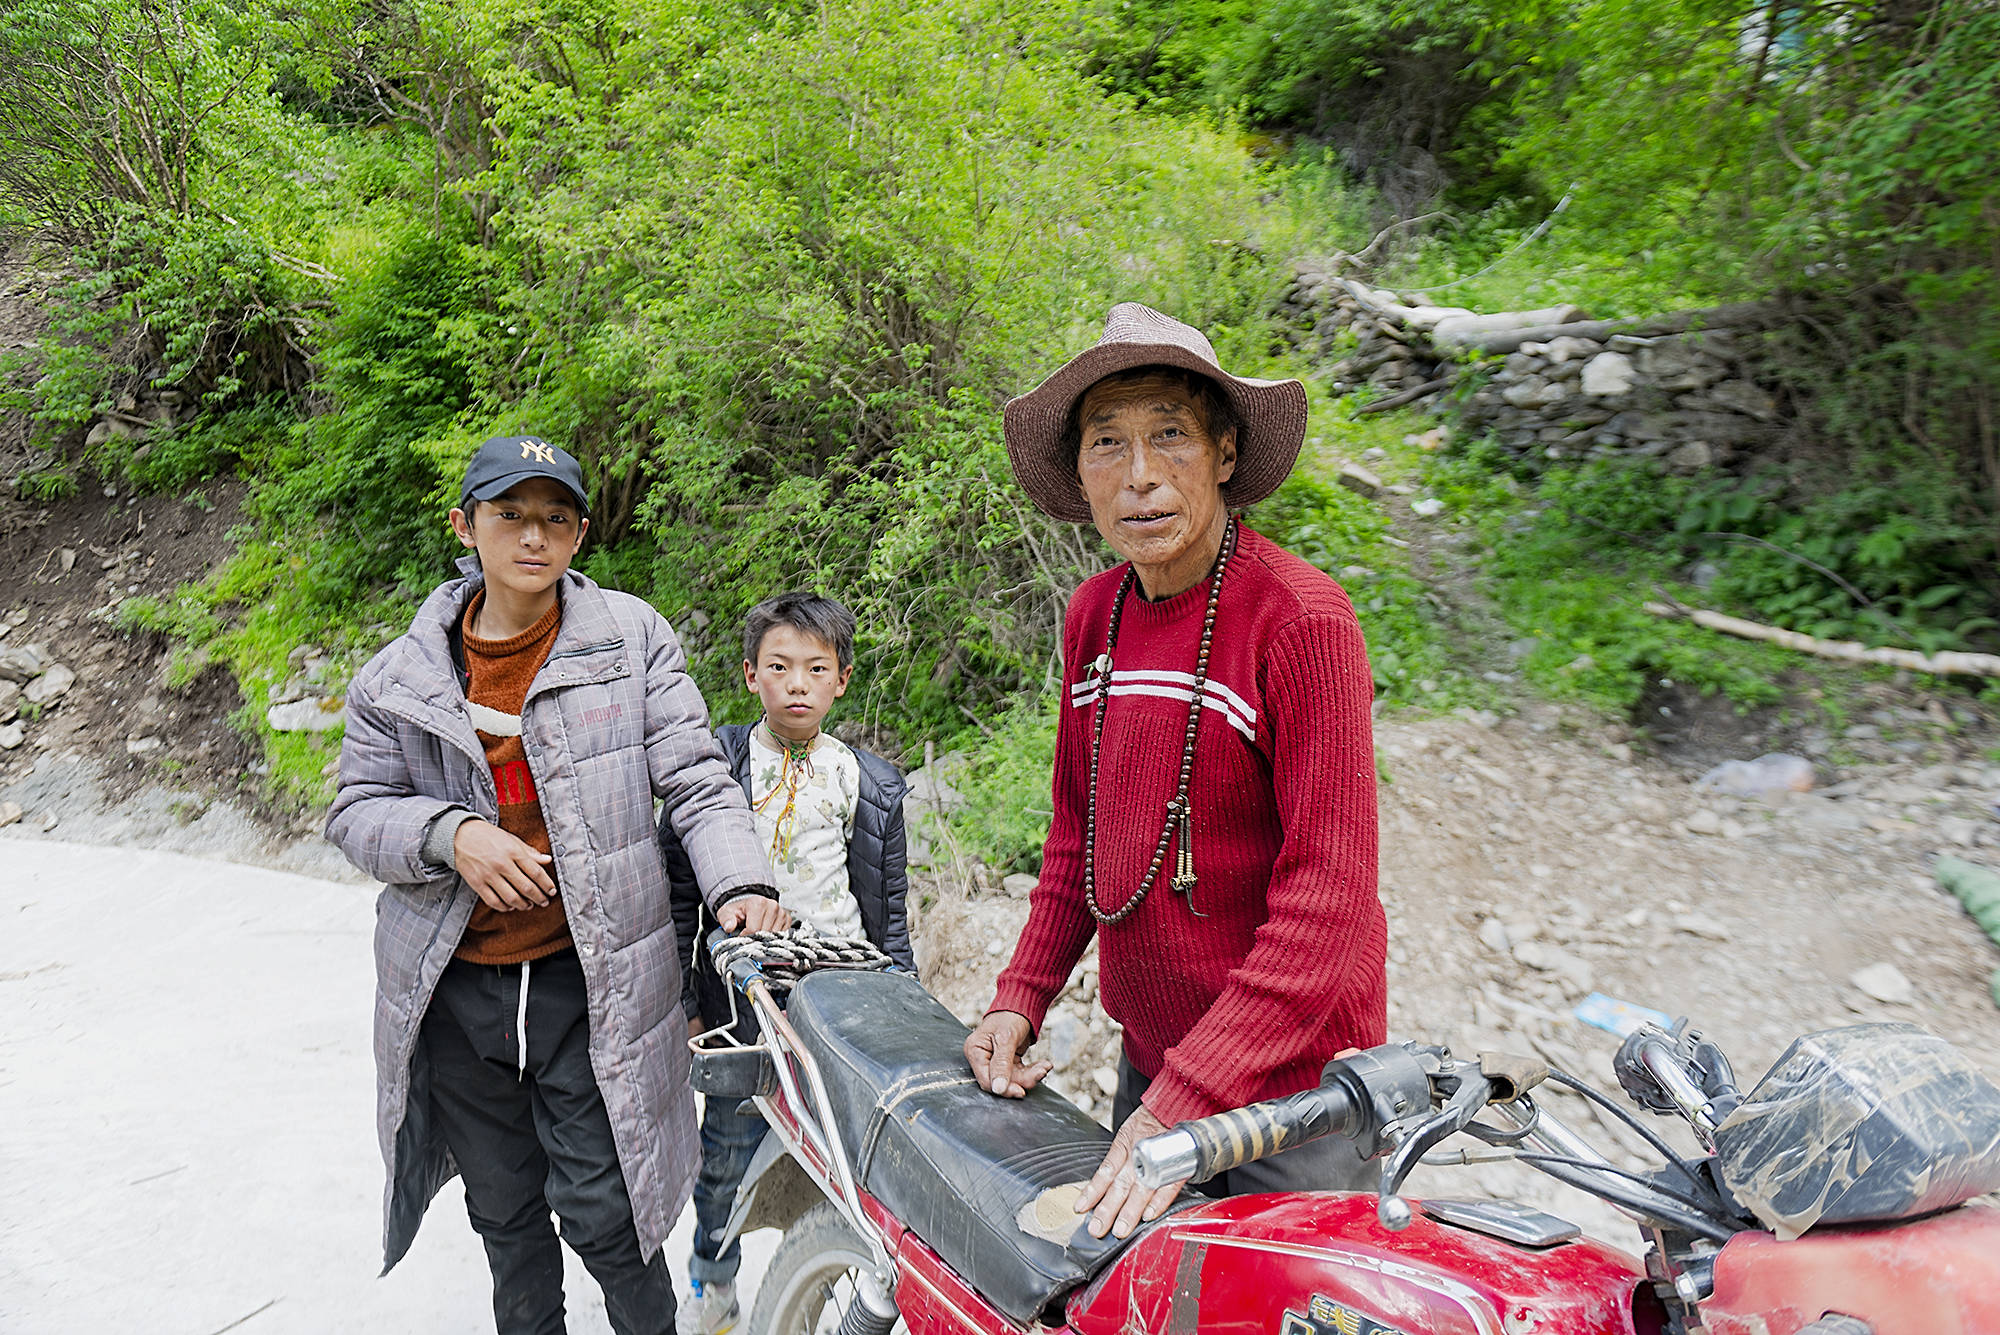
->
xmin=1424 ymin=446 xmax=1922 ymax=713
xmin=126 ymin=402 xmax=289 ymax=493
xmin=1249 ymin=468 xmax=1466 ymax=707
xmin=13 ymin=467 xmax=79 ymax=502
xmin=0 ymin=0 xmax=324 ymax=458
xmin=946 ymin=699 xmax=1062 ymax=874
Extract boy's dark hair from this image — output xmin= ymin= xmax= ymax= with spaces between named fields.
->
xmin=1063 ymin=363 xmax=1239 ymax=456
xmin=743 ymin=591 xmax=857 ymax=670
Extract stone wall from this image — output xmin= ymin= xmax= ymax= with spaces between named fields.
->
xmin=1281 ymin=262 xmax=1788 ymax=471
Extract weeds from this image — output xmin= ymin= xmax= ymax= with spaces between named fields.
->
xmin=15 ymin=468 xmax=78 ymax=502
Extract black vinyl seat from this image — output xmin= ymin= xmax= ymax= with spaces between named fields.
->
xmin=786 ymin=970 xmax=1138 ymax=1326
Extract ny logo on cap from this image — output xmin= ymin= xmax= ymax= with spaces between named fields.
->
xmin=520 ymin=439 xmax=555 ymax=464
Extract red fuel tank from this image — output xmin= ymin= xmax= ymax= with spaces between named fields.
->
xmin=1700 ymin=1202 xmax=2000 ymax=1335
xmin=1067 ymin=1194 xmax=1655 ymax=1335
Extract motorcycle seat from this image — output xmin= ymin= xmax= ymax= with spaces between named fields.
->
xmin=786 ymin=969 xmax=1135 ymax=1326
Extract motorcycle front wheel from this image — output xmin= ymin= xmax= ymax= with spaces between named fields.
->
xmin=747 ymin=1199 xmax=904 ymax=1335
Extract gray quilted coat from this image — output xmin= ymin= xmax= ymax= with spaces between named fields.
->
xmin=325 ymin=556 xmax=772 ymax=1270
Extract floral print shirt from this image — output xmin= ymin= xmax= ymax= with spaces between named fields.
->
xmin=747 ymin=725 xmax=863 ymax=940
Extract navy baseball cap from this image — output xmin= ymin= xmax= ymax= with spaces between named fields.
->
xmin=459 ymin=435 xmax=590 ymax=514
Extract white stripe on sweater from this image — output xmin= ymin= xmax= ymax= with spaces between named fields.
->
xmin=1081 ymin=668 xmax=1258 ymax=726
xmin=469 ymin=700 xmax=522 ymax=738
xmin=1069 ymin=677 xmax=1256 ymax=739
xmin=1071 ymin=669 xmax=1256 ymax=727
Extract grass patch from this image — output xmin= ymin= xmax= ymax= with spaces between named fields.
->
xmin=1416 ymin=436 xmax=1926 ymax=725
xmin=121 ymin=530 xmax=425 ymax=807
xmin=1261 ymin=403 xmax=1490 ymax=712
xmin=1374 ymin=217 xmax=1718 ymax=323
xmin=944 ymin=699 xmax=1060 ymax=875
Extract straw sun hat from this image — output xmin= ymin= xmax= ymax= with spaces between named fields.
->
xmin=1001 ymin=302 xmax=1309 ymax=524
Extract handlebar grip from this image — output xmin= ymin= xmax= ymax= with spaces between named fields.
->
xmin=1136 ymin=1084 xmax=1358 ymax=1188
xmin=706 ymin=927 xmax=766 ymax=993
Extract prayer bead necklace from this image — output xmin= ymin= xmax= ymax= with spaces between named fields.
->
xmin=1082 ymin=519 xmax=1237 ymax=925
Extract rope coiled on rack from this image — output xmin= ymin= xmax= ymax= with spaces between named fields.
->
xmin=711 ymin=927 xmax=897 ymax=993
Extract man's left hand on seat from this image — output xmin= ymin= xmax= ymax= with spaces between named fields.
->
xmin=964 ymin=1010 xmax=1052 ymax=1099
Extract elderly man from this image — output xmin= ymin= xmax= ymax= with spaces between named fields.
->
xmin=964 ymin=303 xmax=1386 ymax=1240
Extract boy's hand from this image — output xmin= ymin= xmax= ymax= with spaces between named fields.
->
xmin=454 ymin=819 xmax=556 ymax=912
xmin=717 ymin=894 xmax=790 ymax=934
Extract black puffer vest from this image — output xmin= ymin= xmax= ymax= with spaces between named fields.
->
xmin=664 ymin=722 xmax=913 ymax=1029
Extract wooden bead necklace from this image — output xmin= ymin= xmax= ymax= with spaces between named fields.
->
xmin=1082 ymin=518 xmax=1238 ymax=925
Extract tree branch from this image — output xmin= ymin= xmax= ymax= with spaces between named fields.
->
xmin=1645 ymin=600 xmax=2000 ymax=677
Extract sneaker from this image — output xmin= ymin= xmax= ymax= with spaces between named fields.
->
xmin=677 ymin=1279 xmax=740 ymax=1335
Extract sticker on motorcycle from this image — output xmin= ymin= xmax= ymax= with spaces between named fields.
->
xmin=1280 ymin=1294 xmax=1407 ymax=1335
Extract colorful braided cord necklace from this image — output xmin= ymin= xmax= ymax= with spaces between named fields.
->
xmin=755 ymin=724 xmax=817 ymax=865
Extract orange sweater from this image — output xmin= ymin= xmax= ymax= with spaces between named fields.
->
xmin=453 ymin=593 xmax=573 ymax=964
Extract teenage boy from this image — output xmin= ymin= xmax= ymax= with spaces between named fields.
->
xmin=663 ymin=591 xmax=913 ymax=1335
xmin=327 ymin=434 xmax=789 ymax=1335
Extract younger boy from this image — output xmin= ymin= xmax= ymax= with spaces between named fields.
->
xmin=327 ymin=434 xmax=788 ymax=1335
xmin=663 ymin=591 xmax=914 ymax=1335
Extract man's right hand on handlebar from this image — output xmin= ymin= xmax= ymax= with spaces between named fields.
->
xmin=717 ymin=892 xmax=791 ymax=935
xmin=965 ymin=1010 xmax=1052 ymax=1098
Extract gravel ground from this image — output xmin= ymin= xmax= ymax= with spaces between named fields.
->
xmin=911 ymin=703 xmax=2000 ymax=1245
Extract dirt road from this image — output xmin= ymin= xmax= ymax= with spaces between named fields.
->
xmin=0 ymin=839 xmax=771 ymax=1335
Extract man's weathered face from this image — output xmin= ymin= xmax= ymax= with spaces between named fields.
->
xmin=1075 ymin=373 xmax=1237 ymax=593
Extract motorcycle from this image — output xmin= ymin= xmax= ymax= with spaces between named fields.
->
xmin=688 ymin=929 xmax=2000 ymax=1335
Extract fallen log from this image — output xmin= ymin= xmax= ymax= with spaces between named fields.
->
xmin=1448 ymin=301 xmax=1783 ymax=355
xmin=1643 ymin=601 xmax=2000 ymax=678
xmin=1426 ymin=305 xmax=1591 ymax=344
xmin=1352 ymin=376 xmax=1456 ymax=416
xmin=1331 ymin=278 xmax=1482 ymax=331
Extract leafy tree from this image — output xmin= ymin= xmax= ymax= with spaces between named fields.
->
xmin=0 ymin=0 xmax=286 ymax=223
xmin=0 ymin=0 xmax=326 ymax=444
xmin=283 ymin=0 xmax=1329 ymax=738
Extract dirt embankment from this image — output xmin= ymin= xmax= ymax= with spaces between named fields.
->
xmin=0 ymin=234 xmax=351 ymax=868
xmin=0 ymin=476 xmax=355 ymax=874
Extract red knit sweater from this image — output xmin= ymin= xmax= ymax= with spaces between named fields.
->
xmin=989 ymin=526 xmax=1386 ymax=1127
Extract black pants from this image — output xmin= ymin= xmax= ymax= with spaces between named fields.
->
xmin=423 ymin=949 xmax=676 ymax=1335
xmin=1114 ymin=1055 xmax=1377 ymax=1196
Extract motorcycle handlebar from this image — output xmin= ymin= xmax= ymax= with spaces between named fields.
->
xmin=1134 ymin=1084 xmax=1360 ymax=1189
xmin=1615 ymin=1023 xmax=1736 ymax=1138
xmin=1131 ymin=1044 xmax=1444 ymax=1190
xmin=705 ymin=926 xmax=767 ymax=994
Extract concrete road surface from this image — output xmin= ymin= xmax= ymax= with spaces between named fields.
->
xmin=0 ymin=839 xmax=773 ymax=1334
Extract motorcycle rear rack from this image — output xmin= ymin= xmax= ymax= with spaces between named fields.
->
xmin=691 ymin=974 xmax=897 ymax=1280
